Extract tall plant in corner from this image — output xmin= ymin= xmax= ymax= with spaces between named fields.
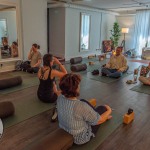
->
xmin=110 ymin=22 xmax=121 ymax=48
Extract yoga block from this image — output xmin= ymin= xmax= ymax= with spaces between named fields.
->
xmin=28 ymin=128 xmax=73 ymax=150
xmin=70 ymin=57 xmax=82 ymax=64
xmin=0 ymin=76 xmax=22 ymax=90
xmin=0 ymin=101 xmax=15 ymax=118
xmin=71 ymin=63 xmax=87 ymax=72
xmin=123 ymin=112 xmax=134 ymax=124
xmin=89 ymin=61 xmax=94 ymax=65
xmin=98 ymin=55 xmax=105 ymax=61
xmin=88 ymin=54 xmax=96 ymax=59
xmin=89 ymin=99 xmax=96 ymax=107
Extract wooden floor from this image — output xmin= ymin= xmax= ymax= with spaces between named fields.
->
xmin=0 ymin=60 xmax=150 ymax=150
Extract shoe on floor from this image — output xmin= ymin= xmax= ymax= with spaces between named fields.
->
xmin=92 ymin=70 xmax=99 ymax=75
xmin=51 ymin=108 xmax=58 ymax=122
xmin=101 ymin=73 xmax=107 ymax=76
xmin=92 ymin=69 xmax=98 ymax=73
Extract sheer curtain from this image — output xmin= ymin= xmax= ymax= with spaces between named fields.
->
xmin=133 ymin=10 xmax=150 ymax=55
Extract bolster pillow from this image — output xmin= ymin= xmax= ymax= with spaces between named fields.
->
xmin=0 ymin=76 xmax=22 ymax=90
xmin=70 ymin=57 xmax=82 ymax=64
xmin=71 ymin=63 xmax=87 ymax=72
xmin=0 ymin=101 xmax=15 ymax=118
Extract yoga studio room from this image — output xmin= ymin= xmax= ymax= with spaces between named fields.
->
xmin=1 ymin=0 xmax=150 ymax=149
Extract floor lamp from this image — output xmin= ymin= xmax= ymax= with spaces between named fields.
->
xmin=121 ymin=28 xmax=129 ymax=52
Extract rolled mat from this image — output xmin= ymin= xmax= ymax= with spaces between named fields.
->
xmin=0 ymin=101 xmax=15 ymax=118
xmin=71 ymin=63 xmax=87 ymax=72
xmin=70 ymin=57 xmax=82 ymax=64
xmin=0 ymin=76 xmax=22 ymax=90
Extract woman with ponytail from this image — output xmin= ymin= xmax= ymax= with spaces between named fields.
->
xmin=37 ymin=54 xmax=67 ymax=103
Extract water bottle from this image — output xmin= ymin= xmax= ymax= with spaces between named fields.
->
xmin=133 ymin=69 xmax=138 ymax=81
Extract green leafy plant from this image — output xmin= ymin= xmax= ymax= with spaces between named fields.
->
xmin=110 ymin=22 xmax=121 ymax=48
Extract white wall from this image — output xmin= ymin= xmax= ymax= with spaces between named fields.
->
xmin=117 ymin=15 xmax=135 ymax=51
xmin=0 ymin=10 xmax=17 ymax=45
xmin=49 ymin=8 xmax=65 ymax=58
xmin=65 ymin=7 xmax=102 ymax=60
xmin=21 ymin=0 xmax=47 ymax=59
xmin=49 ymin=5 xmax=116 ymax=61
xmin=101 ymin=13 xmax=116 ymax=43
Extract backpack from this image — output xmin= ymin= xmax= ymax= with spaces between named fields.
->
xmin=20 ymin=61 xmax=31 ymax=71
xmin=15 ymin=60 xmax=23 ymax=71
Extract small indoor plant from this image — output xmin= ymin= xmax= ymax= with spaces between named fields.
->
xmin=110 ymin=22 xmax=121 ymax=49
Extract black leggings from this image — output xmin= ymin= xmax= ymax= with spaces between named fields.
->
xmin=37 ymin=92 xmax=57 ymax=103
xmin=80 ymin=99 xmax=107 ymax=134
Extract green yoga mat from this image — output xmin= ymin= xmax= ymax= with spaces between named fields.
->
xmin=2 ymin=96 xmax=55 ymax=128
xmin=85 ymin=72 xmax=132 ymax=83
xmin=71 ymin=112 xmax=122 ymax=150
xmin=0 ymin=77 xmax=39 ymax=95
xmin=10 ymin=71 xmax=37 ymax=78
xmin=130 ymin=84 xmax=150 ymax=95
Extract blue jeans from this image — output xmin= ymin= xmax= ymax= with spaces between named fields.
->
xmin=101 ymin=68 xmax=122 ymax=78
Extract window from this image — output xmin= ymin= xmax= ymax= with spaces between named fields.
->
xmin=0 ymin=19 xmax=7 ymax=45
xmin=80 ymin=13 xmax=90 ymax=51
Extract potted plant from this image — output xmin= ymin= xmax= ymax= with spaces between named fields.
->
xmin=110 ymin=22 xmax=121 ymax=49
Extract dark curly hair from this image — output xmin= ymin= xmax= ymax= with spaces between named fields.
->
xmin=59 ymin=73 xmax=81 ymax=98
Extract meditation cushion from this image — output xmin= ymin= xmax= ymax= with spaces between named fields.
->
xmin=70 ymin=57 xmax=82 ymax=64
xmin=28 ymin=128 xmax=73 ymax=150
xmin=0 ymin=101 xmax=15 ymax=118
xmin=0 ymin=76 xmax=22 ymax=90
xmin=71 ymin=63 xmax=87 ymax=72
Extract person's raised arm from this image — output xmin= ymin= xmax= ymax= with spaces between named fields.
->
xmin=53 ymin=57 xmax=67 ymax=74
xmin=28 ymin=48 xmax=33 ymax=60
xmin=51 ymin=57 xmax=67 ymax=79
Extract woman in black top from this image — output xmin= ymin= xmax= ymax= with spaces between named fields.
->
xmin=37 ymin=54 xmax=67 ymax=103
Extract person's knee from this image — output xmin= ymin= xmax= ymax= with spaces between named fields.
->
xmin=139 ymin=76 xmax=143 ymax=81
xmin=96 ymin=105 xmax=107 ymax=114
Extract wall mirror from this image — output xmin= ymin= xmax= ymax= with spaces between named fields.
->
xmin=80 ymin=13 xmax=90 ymax=51
xmin=0 ymin=5 xmax=18 ymax=60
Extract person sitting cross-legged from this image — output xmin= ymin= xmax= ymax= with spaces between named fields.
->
xmin=57 ymin=73 xmax=112 ymax=145
xmin=101 ymin=47 xmax=128 ymax=78
xmin=139 ymin=62 xmax=150 ymax=85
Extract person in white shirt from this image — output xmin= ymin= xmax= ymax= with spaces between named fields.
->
xmin=101 ymin=47 xmax=128 ymax=78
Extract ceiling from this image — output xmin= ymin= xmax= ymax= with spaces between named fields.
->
xmin=47 ymin=0 xmax=150 ymax=13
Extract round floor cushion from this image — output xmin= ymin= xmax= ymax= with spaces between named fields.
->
xmin=0 ymin=76 xmax=22 ymax=90
xmin=71 ymin=63 xmax=87 ymax=72
xmin=0 ymin=101 xmax=15 ymax=118
xmin=70 ymin=57 xmax=82 ymax=64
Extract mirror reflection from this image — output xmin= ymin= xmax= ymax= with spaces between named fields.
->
xmin=0 ymin=7 xmax=18 ymax=59
xmin=80 ymin=13 xmax=90 ymax=51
